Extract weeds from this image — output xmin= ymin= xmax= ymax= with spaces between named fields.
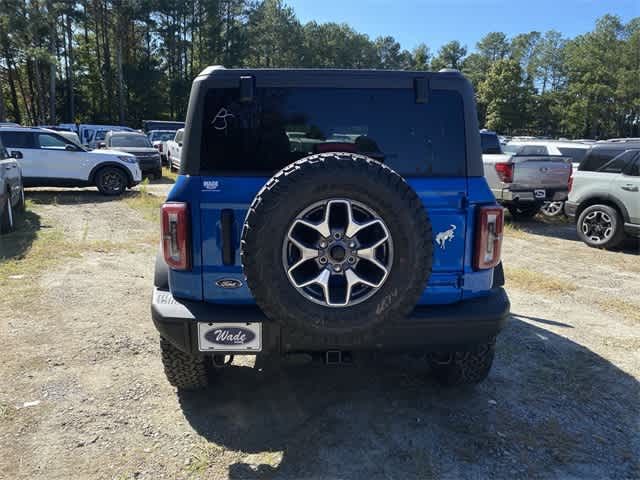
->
xmin=505 ymin=267 xmax=577 ymax=294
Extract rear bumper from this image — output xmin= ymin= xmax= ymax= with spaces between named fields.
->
xmin=564 ymin=201 xmax=578 ymax=219
xmin=492 ymin=187 xmax=567 ymax=203
xmin=624 ymin=222 xmax=640 ymax=238
xmin=151 ymin=287 xmax=510 ymax=355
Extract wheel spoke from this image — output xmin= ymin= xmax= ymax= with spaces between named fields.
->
xmin=297 ymin=269 xmax=331 ymax=302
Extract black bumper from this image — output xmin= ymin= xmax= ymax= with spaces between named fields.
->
xmin=564 ymin=201 xmax=578 ymax=219
xmin=137 ymin=158 xmax=162 ymax=175
xmin=151 ymin=288 xmax=510 ymax=355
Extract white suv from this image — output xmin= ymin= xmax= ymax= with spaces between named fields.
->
xmin=565 ymin=140 xmax=640 ymax=249
xmin=0 ymin=127 xmax=141 ymax=196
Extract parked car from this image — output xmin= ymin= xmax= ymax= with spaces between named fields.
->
xmin=0 ymin=136 xmax=24 ymax=233
xmin=102 ymin=131 xmax=162 ymax=179
xmin=565 ymin=140 xmax=640 ymax=249
xmin=166 ymin=128 xmax=184 ymax=171
xmin=502 ymin=140 xmax=592 ymax=217
xmin=59 ymin=123 xmax=134 ymax=149
xmin=151 ymin=67 xmax=510 ymax=391
xmin=0 ymin=127 xmax=141 ymax=196
xmin=481 ymin=131 xmax=573 ymax=220
xmin=147 ymin=130 xmax=176 ymax=166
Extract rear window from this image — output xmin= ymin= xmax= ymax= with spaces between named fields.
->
xmin=0 ymin=131 xmax=33 ymax=149
xmin=557 ymin=147 xmax=588 ymax=164
xmin=519 ymin=145 xmax=548 ymax=155
xmin=579 ymin=149 xmax=625 ymax=172
xmin=200 ymin=87 xmax=467 ymax=176
xmin=480 ymin=133 xmax=501 ymax=154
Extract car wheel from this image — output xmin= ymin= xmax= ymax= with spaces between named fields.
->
xmin=241 ymin=153 xmax=433 ymax=344
xmin=0 ymin=191 xmax=15 ymax=234
xmin=96 ymin=167 xmax=127 ymax=196
xmin=540 ymin=201 xmax=564 ymax=218
xmin=160 ymin=337 xmax=210 ymax=390
xmin=507 ymin=204 xmax=540 ymax=220
xmin=429 ymin=339 xmax=495 ymax=386
xmin=576 ymin=204 xmax=626 ymax=249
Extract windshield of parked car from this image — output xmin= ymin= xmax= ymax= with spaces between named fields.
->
xmin=150 ymin=131 xmax=175 ymax=142
xmin=109 ymin=135 xmax=152 ymax=148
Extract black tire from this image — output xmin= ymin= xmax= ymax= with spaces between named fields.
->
xmin=95 ymin=166 xmax=127 ymax=196
xmin=507 ymin=203 xmax=540 ymax=220
xmin=576 ymin=204 xmax=626 ymax=250
xmin=430 ymin=339 xmax=495 ymax=386
xmin=160 ymin=337 xmax=210 ymax=390
xmin=0 ymin=191 xmax=15 ymax=234
xmin=241 ymin=153 xmax=433 ymax=343
xmin=15 ymin=185 xmax=25 ymax=212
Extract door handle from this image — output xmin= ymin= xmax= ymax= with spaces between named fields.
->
xmin=621 ymin=184 xmax=639 ymax=192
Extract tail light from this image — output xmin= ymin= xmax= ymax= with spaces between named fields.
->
xmin=161 ymin=202 xmax=191 ymax=270
xmin=494 ymin=162 xmax=514 ymax=183
xmin=568 ymin=173 xmax=573 ymax=192
xmin=474 ymin=206 xmax=504 ymax=270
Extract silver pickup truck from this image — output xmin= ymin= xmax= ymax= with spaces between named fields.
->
xmin=481 ymin=131 xmax=572 ymax=219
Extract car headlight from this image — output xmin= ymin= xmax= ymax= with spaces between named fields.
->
xmin=118 ymin=155 xmax=138 ymax=164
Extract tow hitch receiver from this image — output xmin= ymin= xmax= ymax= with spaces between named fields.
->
xmin=325 ymin=350 xmax=353 ymax=365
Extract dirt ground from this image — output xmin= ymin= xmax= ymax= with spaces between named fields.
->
xmin=1 ymin=183 xmax=638 ymax=480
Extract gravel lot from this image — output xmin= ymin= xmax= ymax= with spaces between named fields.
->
xmin=1 ymin=184 xmax=638 ymax=480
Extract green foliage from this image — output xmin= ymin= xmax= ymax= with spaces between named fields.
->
xmin=0 ymin=4 xmax=637 ymax=139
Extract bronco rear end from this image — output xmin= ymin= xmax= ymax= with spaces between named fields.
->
xmin=151 ymin=67 xmax=510 ymax=390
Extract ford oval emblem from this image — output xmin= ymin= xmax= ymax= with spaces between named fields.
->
xmin=216 ymin=278 xmax=243 ymax=289
xmin=205 ymin=327 xmax=255 ymax=345
xmin=539 ymin=167 xmax=549 ymax=173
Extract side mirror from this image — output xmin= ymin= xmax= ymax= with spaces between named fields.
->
xmin=10 ymin=151 xmax=23 ymax=160
xmin=65 ymin=144 xmax=78 ymax=152
xmin=97 ymin=142 xmax=106 ymax=149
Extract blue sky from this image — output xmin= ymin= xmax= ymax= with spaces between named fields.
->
xmin=285 ymin=0 xmax=639 ymax=53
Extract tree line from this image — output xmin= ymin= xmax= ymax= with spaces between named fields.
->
xmin=0 ymin=0 xmax=638 ymax=138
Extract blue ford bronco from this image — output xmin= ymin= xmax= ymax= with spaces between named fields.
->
xmin=151 ymin=67 xmax=510 ymax=390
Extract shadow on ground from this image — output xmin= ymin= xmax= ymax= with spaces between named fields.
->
xmin=0 ymin=209 xmax=41 ymax=260
xmin=177 ymin=317 xmax=639 ymax=479
xmin=25 ymin=189 xmax=117 ymax=205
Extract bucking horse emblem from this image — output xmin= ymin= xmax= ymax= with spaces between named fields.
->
xmin=435 ymin=224 xmax=456 ymax=250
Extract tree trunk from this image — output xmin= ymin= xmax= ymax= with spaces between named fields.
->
xmin=66 ymin=13 xmax=75 ymax=122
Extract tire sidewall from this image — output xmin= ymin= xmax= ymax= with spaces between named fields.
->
xmin=577 ymin=204 xmax=623 ymax=248
xmin=97 ymin=167 xmax=126 ymax=196
xmin=242 ymin=156 xmax=432 ymax=336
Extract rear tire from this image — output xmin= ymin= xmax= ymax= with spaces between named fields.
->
xmin=430 ymin=340 xmax=495 ymax=386
xmin=96 ymin=166 xmax=127 ymax=196
xmin=0 ymin=192 xmax=15 ymax=234
xmin=160 ymin=337 xmax=210 ymax=390
xmin=576 ymin=204 xmax=625 ymax=250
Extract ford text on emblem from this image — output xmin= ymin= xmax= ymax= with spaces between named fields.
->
xmin=216 ymin=278 xmax=243 ymax=289
xmin=205 ymin=327 xmax=255 ymax=346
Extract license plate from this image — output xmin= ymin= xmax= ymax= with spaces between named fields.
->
xmin=197 ymin=323 xmax=262 ymax=352
xmin=534 ymin=189 xmax=546 ymax=199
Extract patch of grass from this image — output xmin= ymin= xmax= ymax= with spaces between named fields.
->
xmin=503 ymin=222 xmax=529 ymax=239
xmin=186 ymin=443 xmax=225 ymax=476
xmin=162 ymin=166 xmax=177 ymax=181
xmin=596 ymin=298 xmax=640 ymax=324
xmin=123 ymin=180 xmax=164 ymax=223
xmin=505 ymin=267 xmax=577 ymax=295
xmin=0 ymin=402 xmax=16 ymax=420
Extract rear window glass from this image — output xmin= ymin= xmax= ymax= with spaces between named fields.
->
xmin=557 ymin=147 xmax=588 ymax=164
xmin=0 ymin=131 xmax=33 ymax=149
xmin=579 ymin=149 xmax=624 ymax=172
xmin=200 ymin=87 xmax=466 ymax=176
xmin=480 ymin=133 xmax=501 ymax=154
xmin=519 ymin=145 xmax=548 ymax=155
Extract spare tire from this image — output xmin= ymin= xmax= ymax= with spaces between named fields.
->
xmin=241 ymin=153 xmax=433 ymax=341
